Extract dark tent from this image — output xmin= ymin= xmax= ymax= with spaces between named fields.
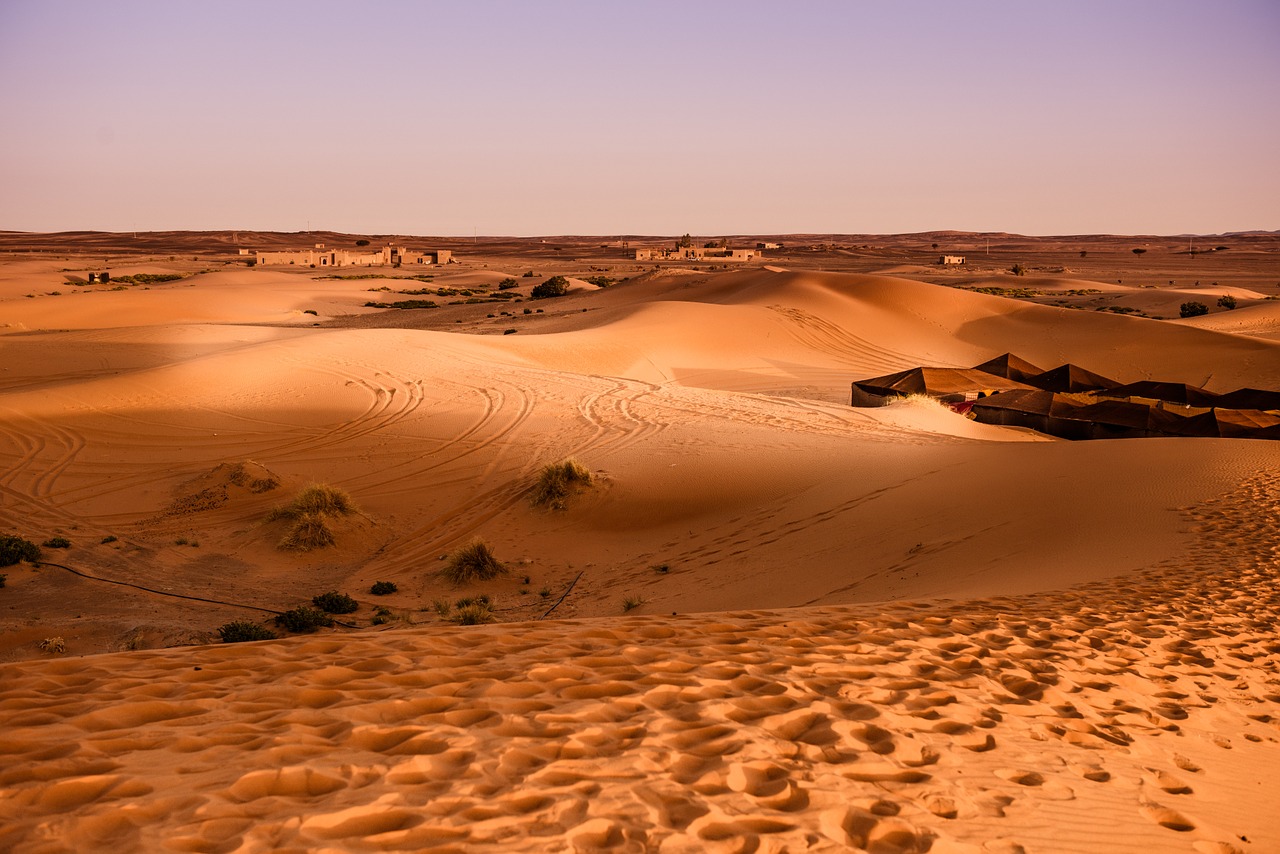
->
xmin=970 ymin=353 xmax=1046 ymax=384
xmin=1214 ymin=388 xmax=1280 ymax=411
xmin=850 ymin=368 xmax=1033 ymax=407
xmin=1069 ymin=399 xmax=1155 ymax=438
xmin=1214 ymin=408 xmax=1280 ymax=439
xmin=1027 ymin=363 xmax=1121 ymax=393
xmin=1147 ymin=407 xmax=1221 ymax=438
xmin=1097 ymin=381 xmax=1221 ymax=408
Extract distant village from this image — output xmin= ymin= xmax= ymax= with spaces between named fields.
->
xmin=634 ymin=240 xmax=779 ymax=263
xmin=252 ymin=244 xmax=451 ymax=268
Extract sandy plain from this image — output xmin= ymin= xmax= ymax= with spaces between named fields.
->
xmin=0 ymin=230 xmax=1278 ymax=852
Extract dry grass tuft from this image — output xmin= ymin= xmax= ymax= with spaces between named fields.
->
xmin=456 ymin=603 xmax=496 ymax=625
xmin=441 ymin=540 xmax=508 ymax=584
xmin=269 ymin=484 xmax=357 ymax=551
xmin=529 ymin=459 xmax=593 ymax=510
xmin=279 ymin=512 xmax=336 ymax=551
xmin=38 ymin=637 xmax=66 ymax=654
xmin=282 ymin=483 xmax=358 ymax=517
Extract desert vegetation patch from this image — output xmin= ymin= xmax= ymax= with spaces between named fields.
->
xmin=529 ymin=459 xmax=593 ymax=510
xmin=269 ymin=483 xmax=358 ymax=551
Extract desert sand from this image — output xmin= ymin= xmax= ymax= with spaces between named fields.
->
xmin=1 ymin=231 xmax=1278 ymax=852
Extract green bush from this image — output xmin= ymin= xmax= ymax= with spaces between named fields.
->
xmin=529 ymin=459 xmax=593 ymax=510
xmin=312 ymin=591 xmax=358 ymax=614
xmin=498 ymin=277 xmax=519 ymax=290
xmin=275 ymin=606 xmax=333 ymax=633
xmin=442 ymin=540 xmax=508 ymax=584
xmin=42 ymin=537 xmax=71 ymax=549
xmin=0 ymin=535 xmax=41 ymax=566
xmin=218 ymin=620 xmax=278 ymax=643
xmin=1180 ymin=301 xmax=1209 ymax=318
xmin=530 ymin=276 xmax=570 ymax=299
xmin=1217 ymin=295 xmax=1237 ymax=310
xmin=370 ymin=581 xmax=397 ymax=595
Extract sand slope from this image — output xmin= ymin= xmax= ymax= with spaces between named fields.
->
xmin=0 ymin=472 xmax=1276 ymax=853
xmin=2 ymin=259 xmax=1278 ymax=851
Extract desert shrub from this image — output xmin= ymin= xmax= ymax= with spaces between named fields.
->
xmin=370 ymin=581 xmax=397 ymax=595
xmin=432 ymin=598 xmax=452 ymax=617
xmin=39 ymin=637 xmax=66 ymax=654
xmin=1217 ymin=295 xmax=1237 ymax=310
xmin=1180 ymin=301 xmax=1209 ymax=318
xmin=218 ymin=620 xmax=278 ymax=643
xmin=101 ymin=535 xmax=118 ymax=544
xmin=371 ymin=607 xmax=393 ymax=625
xmin=1132 ymin=248 xmax=1147 ymax=255
xmin=42 ymin=537 xmax=71 ymax=549
xmin=356 ymin=239 xmax=370 ymax=246
xmin=275 ymin=606 xmax=333 ymax=633
xmin=539 ymin=587 xmax=552 ymax=599
xmin=584 ymin=275 xmax=614 ymax=287
xmin=498 ymin=277 xmax=518 ymax=290
xmin=522 ymin=270 xmax=536 ymax=277
xmin=276 ymin=483 xmax=357 ymax=518
xmin=112 ymin=273 xmax=184 ymax=285
xmin=504 ymin=328 xmax=517 ymax=335
xmin=456 ymin=602 xmax=495 ymax=625
xmin=530 ymin=276 xmax=570 ymax=299
xmin=1009 ymin=264 xmax=1026 ymax=276
xmin=303 ymin=309 xmax=318 ymax=316
xmin=312 ymin=591 xmax=358 ymax=614
xmin=442 ymin=541 xmax=508 ymax=584
xmin=0 ymin=535 xmax=41 ymax=566
xmin=279 ymin=512 xmax=335 ymax=551
xmin=529 ymin=459 xmax=593 ymax=510
xmin=0 ymin=574 xmax=5 ymax=588
xmin=622 ymin=595 xmax=645 ymax=613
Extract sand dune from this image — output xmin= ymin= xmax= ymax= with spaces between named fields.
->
xmin=1 ymin=246 xmax=1278 ymax=851
xmin=1 ymin=470 xmax=1276 ymax=852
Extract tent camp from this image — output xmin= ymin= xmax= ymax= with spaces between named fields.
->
xmin=850 ymin=368 xmax=1034 ymax=407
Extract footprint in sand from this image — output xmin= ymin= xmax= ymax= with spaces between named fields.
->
xmin=1173 ymin=754 xmax=1204 ymax=773
xmin=1144 ymin=769 xmax=1193 ymax=794
xmin=1139 ymin=802 xmax=1196 ymax=832
xmin=1069 ymin=763 xmax=1111 ymax=783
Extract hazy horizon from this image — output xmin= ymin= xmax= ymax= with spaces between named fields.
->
xmin=2 ymin=0 xmax=1277 ymax=236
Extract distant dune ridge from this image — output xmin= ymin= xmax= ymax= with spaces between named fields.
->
xmin=0 ymin=234 xmax=1277 ymax=851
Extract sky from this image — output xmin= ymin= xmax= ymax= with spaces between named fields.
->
xmin=1 ymin=0 xmax=1277 ymax=236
